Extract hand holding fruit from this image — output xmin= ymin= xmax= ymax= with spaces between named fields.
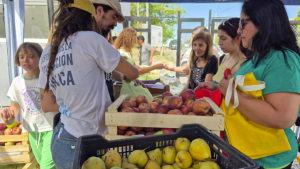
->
xmin=153 ymin=63 xmax=165 ymax=70
xmin=164 ymin=64 xmax=174 ymax=71
xmin=1 ymin=108 xmax=16 ymax=125
xmin=219 ymin=71 xmax=232 ymax=96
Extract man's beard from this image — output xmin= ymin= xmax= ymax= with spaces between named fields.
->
xmin=98 ymin=15 xmax=115 ymax=38
xmin=101 ymin=28 xmax=110 ymax=38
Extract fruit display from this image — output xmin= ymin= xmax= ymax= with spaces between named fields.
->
xmin=81 ymin=137 xmax=220 ymax=169
xmin=117 ymin=90 xmax=214 ymax=137
xmin=0 ymin=122 xmax=23 ymax=146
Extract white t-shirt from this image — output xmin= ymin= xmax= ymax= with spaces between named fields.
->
xmin=39 ymin=31 xmax=121 ymax=138
xmin=7 ymin=75 xmax=58 ymax=132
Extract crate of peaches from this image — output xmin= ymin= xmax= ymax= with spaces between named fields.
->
xmin=105 ymin=90 xmax=225 ymax=140
xmin=0 ymin=122 xmax=34 ymax=164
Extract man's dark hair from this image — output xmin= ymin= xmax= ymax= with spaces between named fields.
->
xmin=137 ymin=36 xmax=145 ymax=42
xmin=112 ymin=36 xmax=117 ymax=42
xmin=93 ymin=4 xmax=113 ymax=13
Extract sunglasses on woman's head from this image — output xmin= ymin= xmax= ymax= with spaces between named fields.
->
xmin=221 ymin=19 xmax=236 ymax=29
xmin=239 ymin=18 xmax=252 ymax=30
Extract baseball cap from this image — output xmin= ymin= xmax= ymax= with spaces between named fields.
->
xmin=69 ymin=0 xmax=96 ymax=17
xmin=90 ymin=0 xmax=125 ymax=23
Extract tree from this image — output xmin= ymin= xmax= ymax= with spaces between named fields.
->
xmin=295 ymin=8 xmax=300 ymax=21
xmin=130 ymin=3 xmax=186 ymax=43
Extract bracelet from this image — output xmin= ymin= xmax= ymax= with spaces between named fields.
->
xmin=6 ymin=121 xmax=18 ymax=129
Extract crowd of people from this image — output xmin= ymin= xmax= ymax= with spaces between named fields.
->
xmin=1 ymin=0 xmax=300 ymax=168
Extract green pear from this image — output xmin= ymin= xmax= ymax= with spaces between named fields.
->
xmin=82 ymin=156 xmax=106 ymax=169
xmin=172 ymin=163 xmax=181 ymax=169
xmin=192 ymin=162 xmax=199 ymax=169
xmin=162 ymin=165 xmax=175 ymax=169
xmin=199 ymin=161 xmax=220 ymax=169
xmin=128 ymin=149 xmax=149 ymax=167
xmin=123 ymin=157 xmax=129 ymax=162
xmin=147 ymin=148 xmax=163 ymax=165
xmin=189 ymin=139 xmax=211 ymax=161
xmin=102 ymin=150 xmax=122 ymax=168
xmin=162 ymin=146 xmax=176 ymax=164
xmin=175 ymin=150 xmax=193 ymax=168
xmin=110 ymin=167 xmax=122 ymax=169
xmin=121 ymin=161 xmax=138 ymax=169
xmin=145 ymin=160 xmax=161 ymax=169
xmin=175 ymin=137 xmax=191 ymax=152
xmin=192 ymin=161 xmax=203 ymax=169
xmin=161 ymin=161 xmax=168 ymax=166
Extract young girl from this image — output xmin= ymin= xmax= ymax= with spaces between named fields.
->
xmin=178 ymin=31 xmax=218 ymax=96
xmin=38 ymin=0 xmax=139 ymax=168
xmin=114 ymin=28 xmax=166 ymax=74
xmin=1 ymin=42 xmax=57 ymax=169
xmin=212 ymin=18 xmax=246 ymax=83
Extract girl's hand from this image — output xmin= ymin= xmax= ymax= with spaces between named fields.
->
xmin=1 ymin=108 xmax=16 ymax=125
xmin=194 ymin=82 xmax=219 ymax=92
xmin=219 ymin=72 xmax=232 ymax=96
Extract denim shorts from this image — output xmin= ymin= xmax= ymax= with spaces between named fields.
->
xmin=51 ymin=120 xmax=78 ymax=169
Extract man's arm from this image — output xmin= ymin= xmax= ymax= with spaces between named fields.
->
xmin=149 ymin=48 xmax=155 ymax=65
xmin=112 ymin=70 xmax=124 ymax=82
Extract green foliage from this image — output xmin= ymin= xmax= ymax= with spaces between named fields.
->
xmin=130 ymin=3 xmax=186 ymax=43
xmin=214 ymin=36 xmax=219 ymax=45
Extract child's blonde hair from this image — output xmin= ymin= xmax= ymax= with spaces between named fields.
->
xmin=15 ymin=42 xmax=43 ymax=66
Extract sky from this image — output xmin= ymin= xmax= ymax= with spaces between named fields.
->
xmin=116 ymin=3 xmax=300 ymax=43
xmin=175 ymin=3 xmax=300 ymax=42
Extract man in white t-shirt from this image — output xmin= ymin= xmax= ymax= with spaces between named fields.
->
xmin=91 ymin=0 xmax=126 ymax=102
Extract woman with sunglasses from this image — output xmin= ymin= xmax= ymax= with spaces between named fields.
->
xmin=212 ymin=18 xmax=246 ymax=84
xmin=196 ymin=0 xmax=300 ymax=168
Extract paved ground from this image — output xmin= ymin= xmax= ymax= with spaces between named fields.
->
xmin=293 ymin=153 xmax=300 ymax=169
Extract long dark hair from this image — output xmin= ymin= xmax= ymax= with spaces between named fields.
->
xmin=242 ymin=0 xmax=300 ymax=67
xmin=45 ymin=0 xmax=100 ymax=92
xmin=218 ymin=18 xmax=247 ymax=54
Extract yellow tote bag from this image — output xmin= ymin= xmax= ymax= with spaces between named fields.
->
xmin=220 ymin=72 xmax=291 ymax=159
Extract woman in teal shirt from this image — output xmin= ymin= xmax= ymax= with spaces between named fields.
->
xmin=195 ymin=0 xmax=300 ymax=168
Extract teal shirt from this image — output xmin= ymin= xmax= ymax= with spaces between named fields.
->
xmin=231 ymin=48 xmax=300 ymax=168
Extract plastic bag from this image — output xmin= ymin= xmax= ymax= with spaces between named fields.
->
xmin=120 ymin=80 xmax=153 ymax=99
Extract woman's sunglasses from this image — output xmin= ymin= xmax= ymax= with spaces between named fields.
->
xmin=239 ymin=18 xmax=252 ymax=30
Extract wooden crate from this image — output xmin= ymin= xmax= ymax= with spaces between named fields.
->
xmin=0 ymin=132 xmax=38 ymax=169
xmin=105 ymin=94 xmax=225 ymax=140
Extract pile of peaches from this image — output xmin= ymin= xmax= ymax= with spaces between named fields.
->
xmin=0 ymin=122 xmax=23 ymax=146
xmin=117 ymin=90 xmax=212 ymax=136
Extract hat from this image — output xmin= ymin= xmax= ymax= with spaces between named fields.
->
xmin=69 ymin=0 xmax=96 ymax=17
xmin=90 ymin=0 xmax=125 ymax=23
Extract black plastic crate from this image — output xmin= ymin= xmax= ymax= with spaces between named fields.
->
xmin=73 ymin=124 xmax=260 ymax=169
